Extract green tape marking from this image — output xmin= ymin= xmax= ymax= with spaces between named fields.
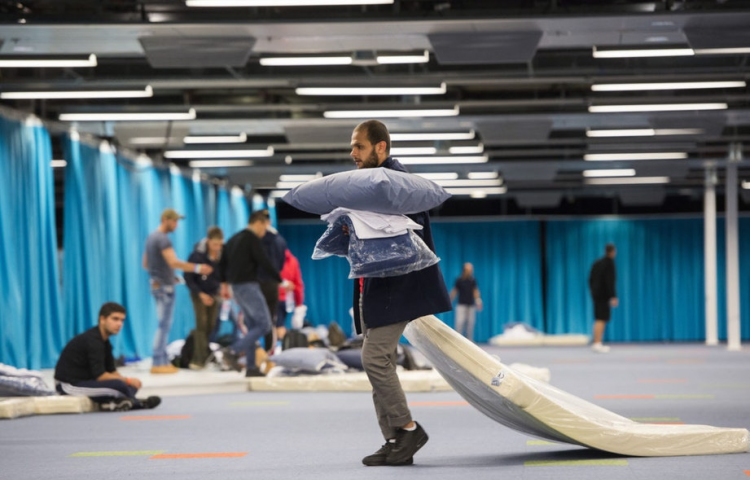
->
xmin=527 ymin=440 xmax=558 ymax=446
xmin=655 ymin=394 xmax=714 ymax=399
xmin=630 ymin=417 xmax=681 ymax=422
xmin=70 ymin=451 xmax=165 ymax=457
xmin=230 ymin=401 xmax=290 ymax=406
xmin=525 ymin=460 xmax=629 ymax=467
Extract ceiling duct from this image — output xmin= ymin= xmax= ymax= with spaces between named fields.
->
xmin=428 ymin=31 xmax=542 ymax=65
xmin=139 ymin=36 xmax=256 ymax=68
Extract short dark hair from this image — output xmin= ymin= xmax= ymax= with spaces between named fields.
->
xmin=98 ymin=302 xmax=126 ymax=321
xmin=355 ymin=119 xmax=391 ymax=155
xmin=605 ymin=243 xmax=616 ymax=254
xmin=207 ymin=226 xmax=223 ymax=240
xmin=249 ymin=210 xmax=268 ymax=224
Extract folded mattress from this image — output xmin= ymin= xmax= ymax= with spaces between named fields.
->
xmin=404 ymin=315 xmax=749 ymax=457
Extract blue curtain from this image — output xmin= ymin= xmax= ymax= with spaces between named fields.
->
xmin=0 ymin=116 xmax=63 ymax=369
xmin=545 ymin=218 xmax=750 ymax=342
xmin=716 ymin=218 xmax=750 ymax=341
xmin=278 ymin=219 xmax=544 ymax=341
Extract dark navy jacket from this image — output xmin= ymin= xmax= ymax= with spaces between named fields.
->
xmin=352 ymin=157 xmax=452 ymax=334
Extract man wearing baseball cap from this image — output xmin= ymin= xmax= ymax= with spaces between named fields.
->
xmin=143 ymin=208 xmax=212 ymax=374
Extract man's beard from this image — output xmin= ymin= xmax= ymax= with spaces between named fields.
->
xmin=360 ymin=149 xmax=380 ymax=169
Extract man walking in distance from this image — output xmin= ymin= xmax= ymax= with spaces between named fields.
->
xmin=349 ymin=120 xmax=452 ymax=466
xmin=449 ymin=262 xmax=483 ymax=341
xmin=55 ymin=302 xmax=161 ymax=412
xmin=588 ymin=243 xmax=618 ymax=353
xmin=217 ymin=210 xmax=282 ymax=377
xmin=143 ymin=208 xmax=212 ymax=374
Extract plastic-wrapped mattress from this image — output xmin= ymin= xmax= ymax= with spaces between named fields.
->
xmin=404 ymin=315 xmax=749 ymax=457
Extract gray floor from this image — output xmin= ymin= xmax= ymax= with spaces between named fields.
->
xmin=2 ymin=343 xmax=749 ymax=480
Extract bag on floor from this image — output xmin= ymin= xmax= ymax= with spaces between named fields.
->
xmin=282 ymin=329 xmax=309 ymax=350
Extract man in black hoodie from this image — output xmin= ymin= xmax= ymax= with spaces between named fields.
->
xmin=588 ymin=243 xmax=618 ymax=353
xmin=184 ymin=226 xmax=224 ymax=369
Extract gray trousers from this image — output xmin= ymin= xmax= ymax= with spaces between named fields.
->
xmin=361 ymin=320 xmax=413 ymax=440
xmin=455 ymin=304 xmax=476 ymax=341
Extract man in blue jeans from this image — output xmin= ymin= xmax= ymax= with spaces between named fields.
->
xmin=218 ymin=210 xmax=282 ymax=377
xmin=143 ymin=208 xmax=212 ymax=374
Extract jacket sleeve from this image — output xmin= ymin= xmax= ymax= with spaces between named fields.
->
xmin=184 ymin=251 xmax=202 ymax=295
xmin=606 ymin=261 xmax=617 ymax=298
xmin=292 ymin=258 xmax=304 ymax=305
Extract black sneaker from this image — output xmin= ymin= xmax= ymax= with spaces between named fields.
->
xmin=220 ymin=347 xmax=241 ymax=372
xmin=386 ymin=422 xmax=428 ymax=465
xmin=138 ymin=396 xmax=162 ymax=409
xmin=245 ymin=367 xmax=265 ymax=378
xmin=362 ymin=442 xmax=413 ymax=466
xmin=99 ymin=398 xmax=134 ymax=412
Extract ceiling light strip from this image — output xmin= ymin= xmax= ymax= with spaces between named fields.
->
xmin=467 ymin=172 xmax=499 ymax=180
xmin=260 ymin=56 xmax=353 ymax=66
xmin=415 ymin=173 xmax=459 ymax=180
xmin=188 ymin=160 xmax=255 ymax=168
xmin=444 ymin=187 xmax=507 ymax=195
xmin=183 ymin=133 xmax=247 ymax=144
xmin=592 ymin=47 xmax=694 ymax=58
xmin=59 ymin=109 xmax=196 ymax=122
xmin=391 ymin=131 xmax=475 ymax=141
xmin=585 ymin=177 xmax=670 ymax=185
xmin=582 ymin=169 xmax=636 ymax=178
xmin=279 ymin=174 xmax=321 ymax=182
xmin=586 ymin=128 xmax=705 ymax=137
xmin=591 ymin=81 xmax=745 ymax=91
xmin=398 ymin=155 xmax=488 ymax=165
xmin=449 ymin=144 xmax=484 ymax=154
xmin=164 ymin=147 xmax=274 ymax=159
xmin=589 ymin=103 xmax=727 ymax=113
xmin=324 ymin=106 xmax=459 ymax=118
xmin=391 ymin=147 xmax=437 ymax=155
xmin=0 ymin=54 xmax=97 ymax=68
xmin=376 ymin=50 xmax=430 ymax=64
xmin=1 ymin=86 xmax=153 ymax=99
xmin=296 ymin=83 xmax=445 ymax=96
xmin=435 ymin=179 xmax=503 ymax=187
xmin=584 ymin=152 xmax=687 ymax=161
xmin=188 ymin=0 xmax=393 ymax=5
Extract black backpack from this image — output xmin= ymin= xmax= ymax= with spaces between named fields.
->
xmin=178 ymin=331 xmax=211 ymax=369
xmin=282 ymin=329 xmax=309 ymax=350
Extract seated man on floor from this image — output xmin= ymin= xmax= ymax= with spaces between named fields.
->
xmin=54 ymin=302 xmax=161 ymax=412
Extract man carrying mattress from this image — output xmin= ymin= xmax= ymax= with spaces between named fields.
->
xmin=349 ymin=120 xmax=453 ymax=466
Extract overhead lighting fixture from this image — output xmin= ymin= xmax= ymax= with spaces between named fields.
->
xmin=279 ymin=174 xmax=322 ymax=182
xmin=391 ymin=147 xmax=437 ymax=155
xmin=0 ymin=85 xmax=153 ymax=100
xmin=260 ymin=56 xmax=353 ymax=66
xmin=591 ymin=81 xmax=745 ymax=91
xmin=584 ymin=152 xmax=687 ymax=161
xmin=414 ymin=173 xmax=459 ymax=180
xmin=742 ymin=180 xmax=750 ymax=190
xmin=435 ymin=179 xmax=503 ymax=187
xmin=188 ymin=0 xmax=393 ymax=5
xmin=276 ymin=181 xmax=306 ymax=189
xmin=398 ymin=155 xmax=488 ymax=165
xmin=183 ymin=133 xmax=247 ymax=144
xmin=296 ymin=83 xmax=446 ymax=96
xmin=449 ymin=144 xmax=484 ymax=155
xmin=583 ymin=169 xmax=636 ymax=177
xmin=391 ymin=131 xmax=475 ymax=141
xmin=0 ymin=54 xmax=97 ymax=68
xmin=376 ymin=50 xmax=430 ymax=64
xmin=164 ymin=147 xmax=274 ymax=159
xmin=187 ymin=160 xmax=255 ymax=168
xmin=51 ymin=159 xmax=67 ymax=168
xmin=324 ymin=106 xmax=459 ymax=118
xmin=586 ymin=128 xmax=704 ymax=137
xmin=589 ymin=103 xmax=727 ymax=113
xmin=270 ymin=190 xmax=291 ymax=198
xmin=126 ymin=136 xmax=182 ymax=145
xmin=444 ymin=187 xmax=507 ymax=195
xmin=695 ymin=47 xmax=750 ymax=55
xmin=467 ymin=171 xmax=499 ymax=180
xmin=592 ymin=46 xmax=694 ymax=58
xmin=585 ymin=176 xmax=670 ymax=185
xmin=59 ymin=108 xmax=196 ymax=122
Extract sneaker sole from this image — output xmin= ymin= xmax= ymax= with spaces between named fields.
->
xmin=386 ymin=433 xmax=428 ymax=465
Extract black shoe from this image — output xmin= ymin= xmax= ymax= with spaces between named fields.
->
xmin=99 ymin=398 xmax=134 ymax=412
xmin=245 ymin=367 xmax=265 ymax=378
xmin=138 ymin=396 xmax=161 ymax=409
xmin=386 ymin=422 xmax=428 ymax=465
xmin=220 ymin=347 xmax=241 ymax=372
xmin=362 ymin=442 xmax=413 ymax=466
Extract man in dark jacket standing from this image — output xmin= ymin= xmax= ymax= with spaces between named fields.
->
xmin=349 ymin=120 xmax=452 ymax=467
xmin=588 ymin=243 xmax=618 ymax=353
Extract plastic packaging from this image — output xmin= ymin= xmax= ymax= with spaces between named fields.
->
xmin=313 ymin=215 xmax=439 ymax=279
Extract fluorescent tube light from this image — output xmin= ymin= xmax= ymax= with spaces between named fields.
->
xmin=584 ymin=152 xmax=687 ymax=161
xmin=51 ymin=159 xmax=67 ymax=168
xmin=184 ymin=133 xmax=247 ymax=144
xmin=585 ymin=176 xmax=670 ymax=185
xmin=126 ymin=136 xmax=182 ymax=145
xmin=260 ymin=56 xmax=352 ymax=66
xmin=586 ymin=128 xmax=704 ymax=137
xmin=276 ymin=181 xmax=306 ymax=189
xmin=0 ymin=54 xmax=97 ymax=68
xmin=377 ymin=50 xmax=430 ymax=64
xmin=398 ymin=155 xmax=488 ymax=165
xmin=296 ymin=83 xmax=446 ymax=96
xmin=1 ymin=85 xmax=153 ymax=100
xmin=270 ymin=190 xmax=291 ymax=198
xmin=589 ymin=103 xmax=727 ymax=113
xmin=470 ymin=191 xmax=487 ymax=199
xmin=444 ymin=187 xmax=507 ymax=195
xmin=279 ymin=174 xmax=322 ymax=182
xmin=593 ymin=46 xmax=693 ymax=58
xmin=435 ymin=179 xmax=503 ymax=187
xmin=583 ymin=169 xmax=636 ymax=177
xmin=591 ymin=81 xmax=745 ymax=91
xmin=164 ymin=147 xmax=273 ymax=159
xmin=188 ymin=160 xmax=254 ymax=168
xmin=188 ymin=0 xmax=393 ymax=5
xmin=414 ymin=173 xmax=459 ymax=180
xmin=324 ymin=106 xmax=459 ymax=118
xmin=742 ymin=180 xmax=750 ymax=190
xmin=391 ymin=147 xmax=437 ymax=155
xmin=391 ymin=131 xmax=475 ymax=141
xmin=695 ymin=48 xmax=750 ymax=55
xmin=467 ymin=171 xmax=499 ymax=180
xmin=59 ymin=109 xmax=196 ymax=122
xmin=449 ymin=144 xmax=484 ymax=154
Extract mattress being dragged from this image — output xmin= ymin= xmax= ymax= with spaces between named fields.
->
xmin=403 ymin=316 xmax=749 ymax=457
